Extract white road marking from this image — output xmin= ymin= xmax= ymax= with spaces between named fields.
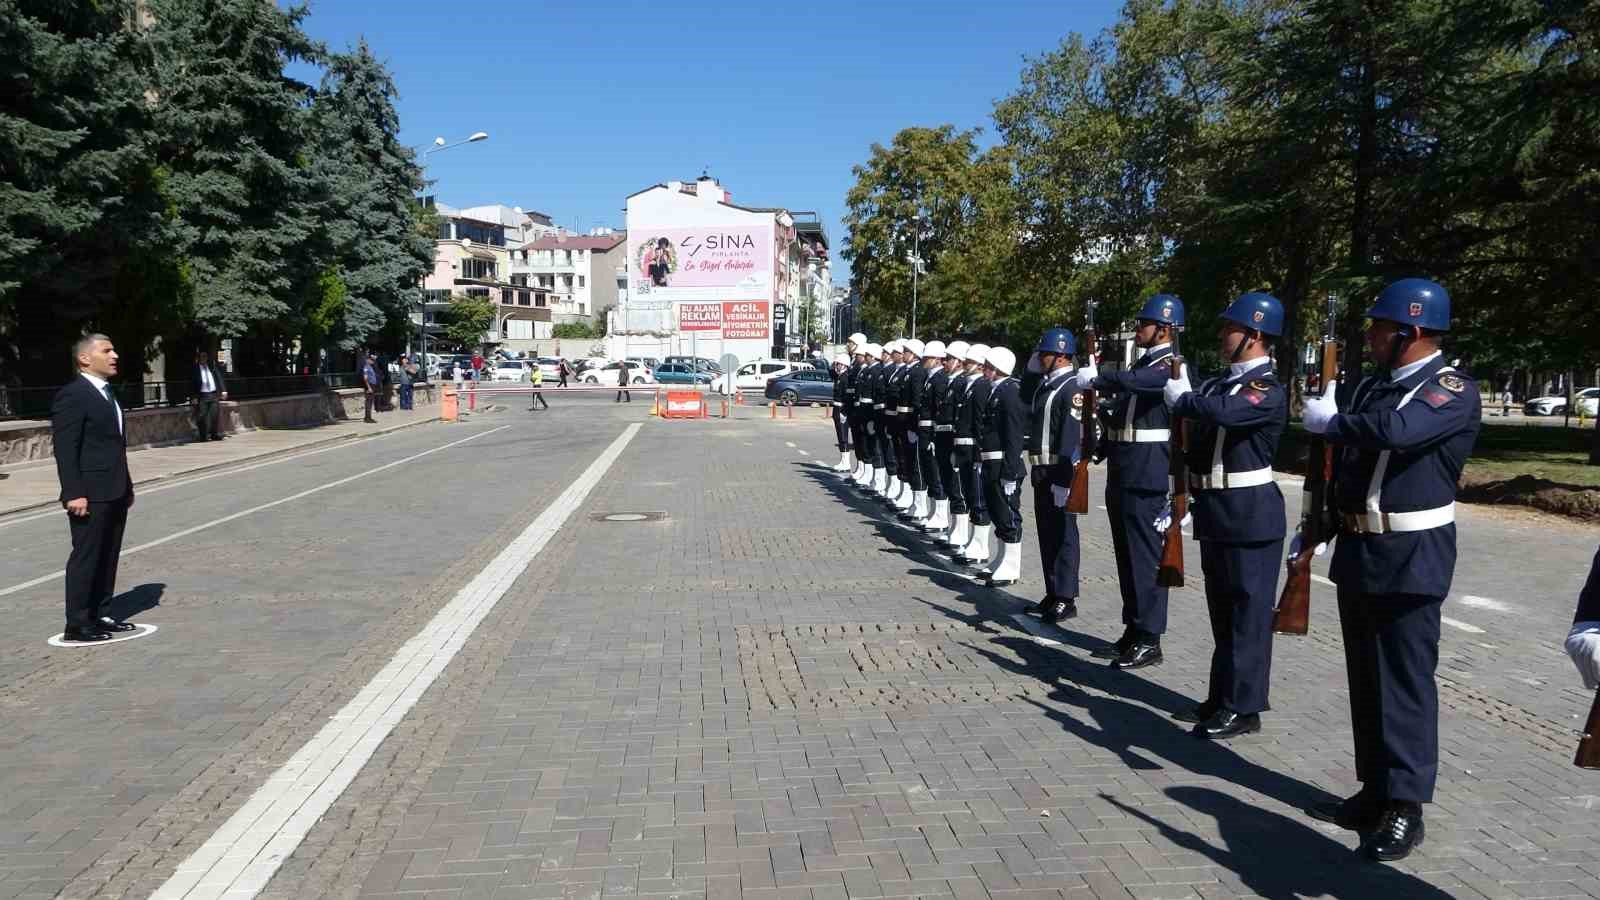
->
xmin=798 ymin=449 xmax=810 ymax=456
xmin=1010 ymin=613 xmax=1062 ymax=646
xmin=0 ymin=426 xmax=509 ymax=598
xmin=785 ymin=441 xmax=796 ymax=447
xmin=1442 ymin=616 xmax=1486 ymax=634
xmin=151 ymin=423 xmax=641 ymax=900
xmin=47 ymin=623 xmax=158 ymax=647
xmin=1458 ymin=594 xmax=1511 ymax=613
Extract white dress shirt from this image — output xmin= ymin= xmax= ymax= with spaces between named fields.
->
xmin=199 ymin=364 xmax=215 ymax=393
xmin=80 ymin=372 xmax=122 ymax=435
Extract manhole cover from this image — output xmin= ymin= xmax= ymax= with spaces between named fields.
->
xmin=591 ymin=511 xmax=668 ymax=523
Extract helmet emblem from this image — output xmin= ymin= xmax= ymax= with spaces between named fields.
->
xmin=1161 ymin=305 xmax=1172 ymax=319
xmin=1252 ymin=310 xmax=1264 ymax=323
xmin=1409 ymin=302 xmax=1423 ymax=317
xmin=1056 ymin=340 xmax=1066 ymax=350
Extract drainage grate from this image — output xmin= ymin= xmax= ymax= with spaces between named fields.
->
xmin=590 ymin=511 xmax=669 ymax=523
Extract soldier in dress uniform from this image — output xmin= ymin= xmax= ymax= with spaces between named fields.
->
xmin=1568 ymin=546 xmax=1600 ymax=689
xmin=1074 ymin=295 xmax=1182 ymax=668
xmin=936 ymin=342 xmax=973 ymax=548
xmin=917 ymin=341 xmax=951 ymax=533
xmin=855 ymin=344 xmax=887 ymax=492
xmin=1027 ymin=329 xmax=1083 ymax=622
xmin=1162 ymin=292 xmax=1289 ymax=740
xmin=829 ymin=355 xmax=854 ymax=473
xmin=955 ymin=344 xmax=994 ymax=565
xmin=1298 ymin=278 xmax=1481 ymax=861
xmin=895 ymin=340 xmax=928 ymax=516
xmin=879 ymin=342 xmax=905 ymax=501
xmin=975 ymin=347 xmax=1027 ymax=585
xmin=842 ymin=333 xmax=868 ymax=479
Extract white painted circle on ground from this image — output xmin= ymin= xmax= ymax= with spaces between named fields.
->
xmin=602 ymin=513 xmax=648 ymax=522
xmin=48 ymin=623 xmax=158 ymax=648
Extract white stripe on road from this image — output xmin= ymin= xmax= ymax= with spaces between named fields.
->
xmin=151 ymin=423 xmax=641 ymax=900
xmin=798 ymin=449 xmax=809 ymax=456
xmin=0 ymin=426 xmax=509 ymax=598
xmin=1009 ymin=613 xmax=1062 ymax=646
xmin=1311 ymin=574 xmax=1487 ymax=633
xmin=1459 ymin=594 xmax=1511 ymax=613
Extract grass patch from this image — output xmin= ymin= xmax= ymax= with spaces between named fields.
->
xmin=1466 ymin=422 xmax=1600 ymax=488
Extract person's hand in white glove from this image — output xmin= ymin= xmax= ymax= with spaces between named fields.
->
xmin=1286 ymin=531 xmax=1329 ymax=566
xmin=1051 ymin=485 xmax=1069 ymax=508
xmin=1162 ymin=363 xmax=1191 ymax=409
xmin=1567 ymin=622 xmax=1600 ymax=690
xmin=908 ymin=431 xmax=918 ymax=445
xmin=1003 ymin=480 xmax=1019 ymax=497
xmin=1302 ymin=381 xmax=1341 ymax=434
xmin=1074 ymin=356 xmax=1098 ymax=389
xmin=1152 ymin=500 xmax=1190 ymax=533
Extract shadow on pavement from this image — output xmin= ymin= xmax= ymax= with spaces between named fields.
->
xmin=105 ymin=582 xmax=164 ymax=622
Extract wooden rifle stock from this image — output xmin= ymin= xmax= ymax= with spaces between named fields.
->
xmin=1274 ymin=303 xmax=1341 ymax=636
xmin=1578 ymin=690 xmax=1600 ymax=769
xmin=1157 ymin=340 xmax=1187 ymax=587
xmin=1067 ymin=317 xmax=1096 ymax=515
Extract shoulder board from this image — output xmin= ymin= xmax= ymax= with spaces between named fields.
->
xmin=1418 ymin=386 xmax=1455 ymax=409
xmin=1437 ymin=373 xmax=1466 ymax=393
xmin=1249 ymin=379 xmax=1274 ymax=391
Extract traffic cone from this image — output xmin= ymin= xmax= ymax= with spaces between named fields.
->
xmin=769 ymin=402 xmax=777 ymax=419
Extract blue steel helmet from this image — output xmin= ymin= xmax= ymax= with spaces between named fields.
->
xmin=1136 ymin=293 xmax=1185 ymax=327
xmin=1035 ymin=327 xmax=1075 ymax=356
xmin=1366 ymin=278 xmax=1451 ymax=332
xmin=1220 ymin=292 xmax=1284 ymax=337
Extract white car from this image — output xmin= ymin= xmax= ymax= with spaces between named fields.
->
xmin=1525 ymin=387 xmax=1599 ymax=417
xmin=489 ymin=360 xmax=531 ymax=382
xmin=582 ymin=362 xmax=656 ymax=386
xmin=711 ymin=359 xmax=800 ymax=393
xmin=536 ymin=357 xmax=565 ymax=378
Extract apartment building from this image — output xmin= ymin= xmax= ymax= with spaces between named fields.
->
xmin=419 ymin=202 xmax=558 ymax=350
xmin=508 ymin=231 xmax=627 ymax=328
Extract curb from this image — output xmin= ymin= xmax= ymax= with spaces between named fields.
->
xmin=0 ymin=413 xmax=440 ymax=521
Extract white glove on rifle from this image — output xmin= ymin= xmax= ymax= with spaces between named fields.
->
xmin=1302 ymin=381 xmax=1341 ymax=434
xmin=1568 ymin=622 xmax=1600 ymax=690
xmin=1162 ymin=363 xmax=1191 ymax=409
xmin=1286 ymin=531 xmax=1329 ymax=567
xmin=1152 ymin=500 xmax=1193 ymax=534
xmin=1050 ymin=485 xmax=1069 ymax=508
xmin=1003 ymin=480 xmax=1020 ymax=496
xmin=1074 ymin=357 xmax=1098 ymax=389
xmin=907 ymin=431 xmax=918 ymax=445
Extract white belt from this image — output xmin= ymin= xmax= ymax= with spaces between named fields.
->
xmin=1028 ymin=453 xmax=1059 ymax=465
xmin=917 ymin=419 xmax=933 ymax=427
xmin=1342 ymin=503 xmax=1455 ymax=535
xmin=857 ymin=396 xmax=872 ymax=403
xmin=832 ymin=401 xmax=844 ymax=407
xmin=1104 ymin=427 xmax=1170 ymax=443
xmin=896 ymin=406 xmax=911 ymax=413
xmin=934 ymin=424 xmax=954 ymax=432
xmin=874 ymin=403 xmax=885 ymax=409
xmin=980 ymin=451 xmax=1004 ymax=461
xmin=1189 ymin=467 xmax=1273 ymax=490
xmin=954 ymin=437 xmax=975 ymax=446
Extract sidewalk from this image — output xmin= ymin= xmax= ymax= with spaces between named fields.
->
xmin=0 ymin=405 xmax=438 ymax=517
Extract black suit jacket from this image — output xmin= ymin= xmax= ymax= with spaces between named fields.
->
xmin=192 ymin=362 xmax=227 ymax=396
xmin=52 ymin=376 xmax=131 ymax=503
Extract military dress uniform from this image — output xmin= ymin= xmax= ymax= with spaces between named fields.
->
xmin=1028 ymin=358 xmax=1082 ymax=609
xmin=955 ymin=350 xmax=994 ymax=562
xmin=896 ymin=347 xmax=929 ymax=513
xmin=1169 ymin=299 xmax=1288 ymax=739
xmin=934 ymin=344 xmax=970 ymax=543
xmin=918 ymin=345 xmax=950 ymax=531
xmin=977 ymin=348 xmax=1027 ymax=582
xmin=830 ymin=357 xmax=853 ymax=469
xmin=860 ymin=353 xmax=889 ymax=492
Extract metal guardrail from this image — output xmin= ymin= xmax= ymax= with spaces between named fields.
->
xmin=0 ymin=372 xmax=365 ymax=422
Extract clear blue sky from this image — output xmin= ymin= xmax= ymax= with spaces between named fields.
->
xmin=287 ymin=1 xmax=1123 ymax=286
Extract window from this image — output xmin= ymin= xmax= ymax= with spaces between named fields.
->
xmin=738 ymin=364 xmax=756 ymax=376
xmin=460 ymin=258 xmax=497 ymax=281
xmin=501 ymin=288 xmax=513 ymax=305
xmin=464 ymin=287 xmax=490 ymax=299
xmin=577 ymin=275 xmax=585 ymax=288
xmin=517 ymin=291 xmax=531 ymax=306
xmin=760 ymin=364 xmax=785 ymax=375
xmin=424 ymin=289 xmax=451 ymax=304
xmin=455 ymin=221 xmax=505 ymax=246
xmin=436 ymin=221 xmax=454 ymax=240
xmin=535 ymin=294 xmax=547 ymax=308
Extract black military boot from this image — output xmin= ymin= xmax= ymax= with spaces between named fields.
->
xmin=1363 ymin=801 xmax=1424 ymax=861
xmin=1110 ymin=635 xmax=1162 ymax=670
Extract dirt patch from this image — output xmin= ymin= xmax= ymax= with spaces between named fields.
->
xmin=1456 ymin=471 xmax=1600 ymax=521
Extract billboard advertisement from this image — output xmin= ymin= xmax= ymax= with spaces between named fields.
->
xmin=677 ymin=302 xmax=723 ymax=331
xmin=631 ymin=225 xmax=773 ymax=294
xmin=670 ymin=301 xmax=770 ymax=341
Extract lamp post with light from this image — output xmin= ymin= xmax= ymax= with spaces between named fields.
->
xmin=415 ymin=131 xmax=489 ymax=371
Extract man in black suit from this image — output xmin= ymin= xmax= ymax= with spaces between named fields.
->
xmin=191 ymin=349 xmax=228 ymax=441
xmin=51 ymin=333 xmax=138 ymax=643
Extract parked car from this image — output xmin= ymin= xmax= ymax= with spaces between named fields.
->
xmin=582 ymin=362 xmax=656 ymax=386
xmin=1525 ymin=387 xmax=1599 ymax=417
xmin=654 ymin=363 xmax=715 ymax=385
xmin=710 ymin=359 xmax=800 ymax=393
xmin=625 ymin=356 xmax=661 ymax=372
xmin=765 ymin=369 xmax=836 ymax=405
xmin=572 ymin=356 xmax=609 ymax=376
xmin=489 ymin=360 xmax=532 ymax=382
xmin=664 ymin=356 xmax=722 ymax=374
xmin=535 ymin=357 xmax=565 ymax=378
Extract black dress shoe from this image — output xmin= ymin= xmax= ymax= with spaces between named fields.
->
xmin=1171 ymin=700 xmax=1219 ymax=724
xmin=1363 ymin=802 xmax=1424 ymax=861
xmin=1092 ymin=627 xmax=1135 ymax=659
xmin=1040 ymin=599 xmax=1077 ymax=624
xmin=99 ymin=617 xmax=138 ymax=633
xmin=1307 ymin=791 xmax=1384 ymax=832
xmin=1111 ymin=641 xmax=1163 ymax=670
xmin=61 ymin=627 xmax=113 ymax=643
xmin=1192 ymin=709 xmax=1261 ymax=739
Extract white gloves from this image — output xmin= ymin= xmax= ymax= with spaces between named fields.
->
xmin=1003 ymin=480 xmax=1019 ymax=497
xmin=1287 ymin=532 xmax=1328 ymax=563
xmin=1162 ymin=363 xmax=1191 ymax=408
xmin=1074 ymin=358 xmax=1098 ymax=389
xmin=907 ymin=431 xmax=918 ymax=445
xmin=1152 ymin=500 xmax=1192 ymax=533
xmin=1302 ymin=381 xmax=1341 ymax=434
xmin=1568 ymin=622 xmax=1600 ymax=690
xmin=1051 ymin=485 xmax=1069 ymax=508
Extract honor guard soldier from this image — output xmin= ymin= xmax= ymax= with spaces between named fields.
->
xmin=918 ymin=341 xmax=951 ymax=532
xmin=855 ymin=344 xmax=886 ymax=492
xmin=1028 ymin=329 xmax=1083 ymax=621
xmin=975 ymin=347 xmax=1027 ymax=585
xmin=895 ymin=340 xmax=928 ymax=516
xmin=850 ymin=342 xmax=876 ymax=488
xmin=871 ymin=343 xmax=896 ymax=495
xmin=881 ymin=341 xmax=907 ymax=501
xmin=955 ymin=344 xmax=993 ymax=565
xmin=841 ymin=333 xmax=867 ymax=477
xmin=937 ymin=342 xmax=973 ymax=548
xmin=1075 ymin=295 xmax=1182 ymax=667
xmin=1299 ymin=278 xmax=1481 ymax=862
xmin=1163 ymin=292 xmax=1289 ymax=740
xmin=830 ymin=354 xmax=854 ymax=472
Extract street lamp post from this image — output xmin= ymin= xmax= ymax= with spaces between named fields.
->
xmin=909 ymin=212 xmax=927 ymax=339
xmin=416 ymin=131 xmax=489 ymax=371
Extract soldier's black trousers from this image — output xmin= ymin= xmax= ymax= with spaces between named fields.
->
xmin=919 ymin=430 xmax=943 ymax=500
xmin=1032 ymin=475 xmax=1078 ymax=599
xmin=1337 ymin=587 xmax=1442 ymax=803
xmin=1105 ymin=482 xmax=1169 ymax=635
xmin=832 ymin=407 xmax=851 ymax=452
xmin=874 ymin=412 xmax=896 ymax=475
xmin=850 ymin=405 xmax=870 ymax=461
xmin=1198 ymin=538 xmax=1284 ymax=715
xmin=901 ymin=425 xmax=923 ymax=491
xmin=936 ymin=434 xmax=960 ymax=510
xmin=957 ymin=450 xmax=987 ymax=524
xmin=983 ymin=466 xmax=1023 ymax=543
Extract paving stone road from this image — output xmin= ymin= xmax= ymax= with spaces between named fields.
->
xmin=0 ymin=395 xmax=1596 ymax=900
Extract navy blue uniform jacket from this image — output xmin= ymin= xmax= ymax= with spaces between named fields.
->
xmin=1171 ymin=365 xmax=1288 ymax=545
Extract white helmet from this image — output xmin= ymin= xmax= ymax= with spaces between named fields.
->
xmin=923 ymin=340 xmax=946 ymax=358
xmin=884 ymin=339 xmax=901 ymax=354
xmin=988 ymin=346 xmax=1017 ymax=376
xmin=863 ymin=343 xmax=881 ymax=357
xmin=945 ymin=340 xmax=969 ymax=360
xmin=902 ymin=338 xmax=925 ymax=357
xmin=965 ymin=343 xmax=990 ymax=365
xmin=833 ymin=354 xmax=849 ymax=366
xmin=848 ymin=332 xmax=867 ymax=346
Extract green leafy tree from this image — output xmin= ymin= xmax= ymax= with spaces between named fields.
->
xmin=552 ymin=321 xmax=603 ymax=340
xmin=440 ymin=294 xmax=494 ymax=348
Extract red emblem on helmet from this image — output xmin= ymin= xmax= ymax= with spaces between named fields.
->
xmin=1252 ymin=310 xmax=1264 ymax=323
xmin=1409 ymin=302 xmax=1423 ymax=317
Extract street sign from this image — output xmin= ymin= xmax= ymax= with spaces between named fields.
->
xmin=773 ymin=304 xmax=788 ymax=322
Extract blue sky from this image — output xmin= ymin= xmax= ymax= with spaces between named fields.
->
xmin=288 ymin=1 xmax=1123 ymax=286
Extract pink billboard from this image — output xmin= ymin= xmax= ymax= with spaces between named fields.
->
xmin=632 ymin=226 xmax=773 ymax=290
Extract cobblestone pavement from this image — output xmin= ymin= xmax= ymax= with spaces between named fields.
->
xmin=1 ymin=401 xmax=1596 ymax=900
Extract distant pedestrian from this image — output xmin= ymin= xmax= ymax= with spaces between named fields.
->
xmin=527 ymin=364 xmax=549 ymax=410
xmin=398 ymin=356 xmax=416 ymax=410
xmin=191 ymin=349 xmax=228 ymax=441
xmin=1500 ymin=380 xmax=1512 ymax=417
xmin=361 ymin=353 xmax=379 ymax=422
xmin=557 ymin=360 xmax=570 ymax=388
xmin=52 ymin=333 xmax=139 ymax=643
xmin=615 ymin=361 xmax=632 ymax=403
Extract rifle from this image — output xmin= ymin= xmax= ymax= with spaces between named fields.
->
xmin=1157 ymin=331 xmax=1187 ymax=587
xmin=1067 ymin=299 xmax=1096 ymax=514
xmin=1579 ymin=690 xmax=1600 ymax=769
xmin=1274 ymin=293 xmax=1340 ymax=636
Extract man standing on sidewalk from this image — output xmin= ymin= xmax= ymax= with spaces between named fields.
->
xmin=51 ymin=334 xmax=138 ymax=643
xmin=361 ymin=353 xmax=379 ymax=423
xmin=191 ymin=349 xmax=228 ymax=441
